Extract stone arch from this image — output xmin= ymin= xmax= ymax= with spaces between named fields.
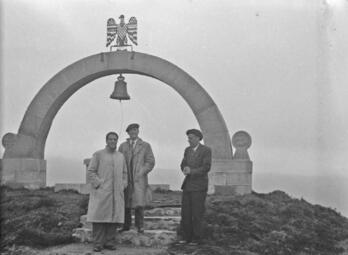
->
xmin=3 ymin=51 xmax=233 ymax=161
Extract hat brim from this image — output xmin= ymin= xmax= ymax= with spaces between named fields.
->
xmin=126 ymin=124 xmax=139 ymax=132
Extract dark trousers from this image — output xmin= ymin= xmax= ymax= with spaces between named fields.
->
xmin=124 ymin=207 xmax=144 ymax=229
xmin=181 ymin=190 xmax=207 ymax=242
xmin=92 ymin=223 xmax=117 ymax=247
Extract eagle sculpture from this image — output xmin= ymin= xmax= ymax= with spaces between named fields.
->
xmin=106 ymin=15 xmax=137 ymax=48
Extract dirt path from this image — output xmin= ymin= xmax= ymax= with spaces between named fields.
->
xmin=4 ymin=243 xmax=169 ymax=255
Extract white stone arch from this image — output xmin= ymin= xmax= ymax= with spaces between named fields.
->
xmin=3 ymin=51 xmax=232 ymax=160
xmin=2 ymin=51 xmax=248 ymax=191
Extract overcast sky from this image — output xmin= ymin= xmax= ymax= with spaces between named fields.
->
xmin=1 ymin=0 xmax=348 ymax=215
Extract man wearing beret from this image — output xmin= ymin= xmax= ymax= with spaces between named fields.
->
xmin=179 ymin=129 xmax=212 ymax=245
xmin=118 ymin=123 xmax=155 ymax=233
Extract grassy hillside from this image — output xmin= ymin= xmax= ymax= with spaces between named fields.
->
xmin=1 ymin=186 xmax=348 ymax=254
xmin=0 ymin=186 xmax=88 ymax=250
xmin=170 ymin=191 xmax=348 ymax=255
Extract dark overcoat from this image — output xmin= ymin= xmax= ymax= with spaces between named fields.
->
xmin=180 ymin=144 xmax=212 ymax=191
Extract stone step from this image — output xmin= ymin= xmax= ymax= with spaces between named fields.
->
xmin=117 ymin=229 xmax=176 ymax=247
xmin=80 ymin=208 xmax=181 ymax=229
xmin=72 ymin=228 xmax=177 ymax=247
xmin=79 ymin=215 xmax=91 ymax=229
xmin=145 ymin=207 xmax=181 ymax=217
xmin=72 ymin=228 xmax=92 ymax=243
xmin=79 ymin=215 xmax=180 ymax=232
xmin=143 ymin=216 xmax=180 ymax=231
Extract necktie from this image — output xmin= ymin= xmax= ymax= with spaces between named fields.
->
xmin=129 ymin=141 xmax=135 ymax=186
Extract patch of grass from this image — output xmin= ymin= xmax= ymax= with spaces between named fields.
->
xmin=2 ymin=186 xmax=348 ymax=255
xmin=0 ymin=186 xmax=89 ymax=250
xmin=170 ymin=190 xmax=348 ymax=255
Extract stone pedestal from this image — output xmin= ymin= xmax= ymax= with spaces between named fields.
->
xmin=0 ymin=158 xmax=46 ymax=189
xmin=208 ymin=158 xmax=252 ymax=195
xmin=208 ymin=130 xmax=253 ymax=195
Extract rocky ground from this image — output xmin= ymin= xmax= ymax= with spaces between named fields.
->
xmin=2 ymin=243 xmax=169 ymax=255
xmin=1 ymin=186 xmax=348 ymax=255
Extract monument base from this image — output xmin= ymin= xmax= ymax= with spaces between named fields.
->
xmin=208 ymin=159 xmax=252 ymax=195
xmin=0 ymin=158 xmax=46 ymax=189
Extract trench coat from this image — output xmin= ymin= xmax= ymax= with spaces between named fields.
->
xmin=86 ymin=148 xmax=128 ymax=223
xmin=118 ymin=138 xmax=155 ymax=208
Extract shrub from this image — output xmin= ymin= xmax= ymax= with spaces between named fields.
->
xmin=197 ymin=191 xmax=348 ymax=254
xmin=0 ymin=186 xmax=87 ymax=249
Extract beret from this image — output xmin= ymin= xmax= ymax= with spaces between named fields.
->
xmin=126 ymin=123 xmax=139 ymax=132
xmin=186 ymin=129 xmax=203 ymax=140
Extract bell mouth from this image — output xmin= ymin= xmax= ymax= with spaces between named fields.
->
xmin=110 ymin=94 xmax=130 ymax=100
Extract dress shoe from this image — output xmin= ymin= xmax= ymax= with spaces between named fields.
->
xmin=93 ymin=246 xmax=102 ymax=252
xmin=103 ymin=244 xmax=116 ymax=250
xmin=118 ymin=227 xmax=130 ymax=233
xmin=174 ymin=240 xmax=188 ymax=245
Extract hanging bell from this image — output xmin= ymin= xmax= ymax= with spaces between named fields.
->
xmin=110 ymin=74 xmax=130 ymax=100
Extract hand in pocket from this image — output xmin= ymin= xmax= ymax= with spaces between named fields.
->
xmin=135 ymin=170 xmax=144 ymax=181
xmin=95 ymin=177 xmax=104 ymax=189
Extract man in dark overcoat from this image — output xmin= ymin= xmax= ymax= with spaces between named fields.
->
xmin=179 ymin=129 xmax=212 ymax=245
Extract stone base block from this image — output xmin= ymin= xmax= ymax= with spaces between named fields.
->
xmin=214 ymin=185 xmax=251 ymax=195
xmin=0 ymin=158 xmax=46 ymax=189
xmin=208 ymin=159 xmax=252 ymax=195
